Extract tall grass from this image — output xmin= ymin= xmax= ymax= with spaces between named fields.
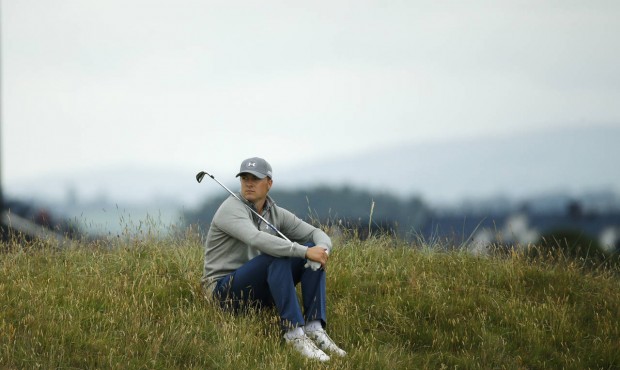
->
xmin=1 ymin=232 xmax=619 ymax=369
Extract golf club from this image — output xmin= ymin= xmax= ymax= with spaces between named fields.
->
xmin=196 ymin=170 xmax=291 ymax=242
xmin=196 ymin=170 xmax=324 ymax=271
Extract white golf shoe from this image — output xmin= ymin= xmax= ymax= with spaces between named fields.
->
xmin=285 ymin=333 xmax=330 ymax=362
xmin=305 ymin=329 xmax=347 ymax=357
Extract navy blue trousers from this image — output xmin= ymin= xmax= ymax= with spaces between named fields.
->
xmin=213 ymin=252 xmax=327 ymax=332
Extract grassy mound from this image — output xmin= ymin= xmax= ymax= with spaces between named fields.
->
xmin=1 ymin=234 xmax=619 ymax=369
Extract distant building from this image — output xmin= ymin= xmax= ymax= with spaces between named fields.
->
xmin=419 ymin=201 xmax=620 ymax=254
xmin=600 ymin=227 xmax=620 ymax=253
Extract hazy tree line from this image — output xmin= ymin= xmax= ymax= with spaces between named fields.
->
xmin=184 ymin=186 xmax=428 ymax=239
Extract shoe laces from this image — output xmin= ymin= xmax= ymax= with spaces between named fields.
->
xmin=307 ymin=329 xmax=346 ymax=355
xmin=289 ymin=335 xmax=330 ymax=361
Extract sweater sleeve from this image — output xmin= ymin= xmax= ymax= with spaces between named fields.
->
xmin=212 ymin=197 xmax=308 ymax=259
xmin=275 ymin=206 xmax=333 ymax=253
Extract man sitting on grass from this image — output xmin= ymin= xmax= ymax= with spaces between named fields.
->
xmin=201 ymin=157 xmax=346 ymax=362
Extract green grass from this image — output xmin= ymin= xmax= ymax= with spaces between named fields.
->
xmin=1 ymin=233 xmax=619 ymax=369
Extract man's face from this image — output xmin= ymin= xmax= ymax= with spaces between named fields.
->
xmin=239 ymin=173 xmax=272 ymax=204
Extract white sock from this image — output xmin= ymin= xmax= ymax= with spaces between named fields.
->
xmin=284 ymin=326 xmax=305 ymax=340
xmin=304 ymin=320 xmax=323 ymax=333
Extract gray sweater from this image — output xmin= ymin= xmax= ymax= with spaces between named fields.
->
xmin=201 ymin=193 xmax=332 ymax=290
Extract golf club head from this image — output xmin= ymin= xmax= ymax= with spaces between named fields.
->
xmin=196 ymin=171 xmax=207 ymax=183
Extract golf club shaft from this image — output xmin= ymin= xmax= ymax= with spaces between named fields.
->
xmin=196 ymin=171 xmax=291 ymax=242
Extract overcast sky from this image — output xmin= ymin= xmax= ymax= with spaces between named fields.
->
xmin=3 ymin=0 xmax=620 ymax=185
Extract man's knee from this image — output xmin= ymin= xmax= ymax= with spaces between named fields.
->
xmin=268 ymin=256 xmax=305 ymax=269
xmin=252 ymin=253 xmax=277 ymax=266
xmin=267 ymin=257 xmax=306 ymax=283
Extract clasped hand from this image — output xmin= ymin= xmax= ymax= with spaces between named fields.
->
xmin=304 ymin=246 xmax=328 ymax=271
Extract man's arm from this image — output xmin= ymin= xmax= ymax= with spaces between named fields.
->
xmin=212 ymin=196 xmax=308 ymax=258
xmin=276 ymin=207 xmax=332 ymax=253
xmin=273 ymin=205 xmax=332 ymax=270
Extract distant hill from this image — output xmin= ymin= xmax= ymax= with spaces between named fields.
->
xmin=5 ymin=165 xmax=208 ymax=206
xmin=276 ymin=124 xmax=620 ymax=206
xmin=6 ymin=124 xmax=620 ymax=211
